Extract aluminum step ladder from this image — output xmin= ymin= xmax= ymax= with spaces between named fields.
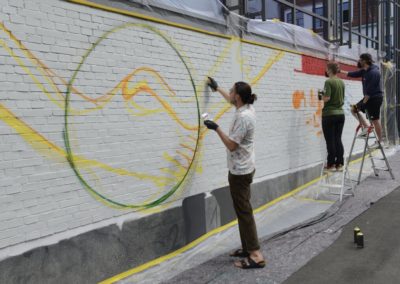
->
xmin=317 ymin=154 xmax=355 ymax=202
xmin=347 ymin=124 xmax=395 ymax=185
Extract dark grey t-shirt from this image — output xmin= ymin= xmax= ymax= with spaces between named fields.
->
xmin=347 ymin=64 xmax=383 ymax=97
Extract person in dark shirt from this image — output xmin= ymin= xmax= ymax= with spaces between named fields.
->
xmin=340 ymin=53 xmax=383 ymax=142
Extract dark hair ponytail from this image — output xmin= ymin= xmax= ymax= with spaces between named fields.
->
xmin=234 ymin=81 xmax=257 ymax=104
xmin=249 ymin=93 xmax=257 ymax=104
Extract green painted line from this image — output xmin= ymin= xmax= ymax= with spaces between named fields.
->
xmin=65 ymin=23 xmax=200 ymax=209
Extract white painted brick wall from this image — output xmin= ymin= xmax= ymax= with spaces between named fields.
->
xmin=0 ymin=0 xmax=365 ymax=257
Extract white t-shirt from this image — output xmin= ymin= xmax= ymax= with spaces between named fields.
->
xmin=227 ymin=104 xmax=256 ymax=175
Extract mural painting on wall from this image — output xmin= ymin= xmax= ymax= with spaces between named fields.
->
xmin=292 ymin=89 xmax=323 ymax=136
xmin=0 ymin=21 xmax=286 ymax=210
xmin=292 ymin=55 xmax=360 ymax=135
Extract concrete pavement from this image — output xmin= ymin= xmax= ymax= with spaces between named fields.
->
xmin=285 ymin=186 xmax=400 ymax=284
xmin=161 ymin=150 xmax=400 ymax=284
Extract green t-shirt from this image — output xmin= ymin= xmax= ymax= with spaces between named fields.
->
xmin=322 ymin=77 xmax=345 ymax=116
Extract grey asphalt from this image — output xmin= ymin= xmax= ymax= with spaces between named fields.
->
xmin=163 ymin=151 xmax=400 ymax=284
xmin=284 ymin=186 xmax=400 ymax=284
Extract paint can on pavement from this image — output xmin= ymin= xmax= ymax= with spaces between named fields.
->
xmin=356 ymin=232 xmax=364 ymax=248
xmin=353 ymin=227 xmax=360 ymax=243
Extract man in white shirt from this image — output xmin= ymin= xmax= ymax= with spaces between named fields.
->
xmin=204 ymin=77 xmax=265 ymax=269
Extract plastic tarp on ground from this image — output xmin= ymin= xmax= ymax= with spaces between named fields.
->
xmin=118 ymin=151 xmax=400 ymax=283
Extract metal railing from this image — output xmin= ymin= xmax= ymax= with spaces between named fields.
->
xmin=222 ymin=0 xmax=400 ymax=136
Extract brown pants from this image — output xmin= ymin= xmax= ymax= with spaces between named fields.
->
xmin=228 ymin=170 xmax=260 ymax=251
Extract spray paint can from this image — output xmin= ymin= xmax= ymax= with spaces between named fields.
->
xmin=354 ymin=227 xmax=361 ymax=243
xmin=356 ymin=232 xmax=364 ymax=248
xmin=202 ymin=113 xmax=211 ymax=121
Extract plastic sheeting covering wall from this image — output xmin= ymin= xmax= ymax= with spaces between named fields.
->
xmin=381 ymin=62 xmax=399 ymax=144
xmin=128 ymin=0 xmax=225 ymax=20
xmin=128 ymin=0 xmax=378 ymax=60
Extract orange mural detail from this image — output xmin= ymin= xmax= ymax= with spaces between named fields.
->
xmin=292 ymin=89 xmax=323 ymax=136
xmin=309 ymin=89 xmax=318 ymax=108
xmin=292 ymin=90 xmax=306 ymax=109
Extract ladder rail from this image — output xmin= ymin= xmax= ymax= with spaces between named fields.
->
xmin=317 ymin=107 xmax=394 ymax=202
xmin=350 ymin=112 xmax=394 ymax=185
xmin=316 ymin=154 xmax=355 ymax=202
xmin=377 ymin=144 xmax=395 ymax=179
xmin=357 ymin=129 xmax=370 ymax=184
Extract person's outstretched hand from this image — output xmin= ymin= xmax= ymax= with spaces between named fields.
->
xmin=207 ymin=77 xmax=218 ymax=92
xmin=204 ymin=120 xmax=219 ymax=130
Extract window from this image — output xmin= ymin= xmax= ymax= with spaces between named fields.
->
xmin=314 ymin=6 xmax=323 ymax=29
xmin=297 ymin=12 xmax=304 ymax=26
xmin=286 ymin=11 xmax=304 ymax=27
xmin=247 ymin=0 xmax=261 ymax=13
xmin=286 ymin=12 xmax=292 ymax=23
xmin=339 ymin=1 xmax=349 ymax=23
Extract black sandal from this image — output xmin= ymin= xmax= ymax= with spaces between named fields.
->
xmin=229 ymin=249 xmax=250 ymax=258
xmin=237 ymin=257 xmax=266 ymax=269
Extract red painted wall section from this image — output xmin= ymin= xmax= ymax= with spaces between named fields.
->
xmin=295 ymin=55 xmax=361 ymax=81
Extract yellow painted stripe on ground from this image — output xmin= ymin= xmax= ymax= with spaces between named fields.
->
xmin=294 ymin=197 xmax=335 ymax=204
xmin=253 ymin=176 xmax=325 ymax=214
xmin=99 ymin=173 xmax=325 ymax=283
xmin=100 ymin=151 xmax=375 ymax=283
xmin=98 ymin=219 xmax=239 ymax=283
xmin=350 ymin=150 xmax=378 ymax=165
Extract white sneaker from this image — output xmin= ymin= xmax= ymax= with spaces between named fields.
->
xmin=323 ymin=165 xmax=336 ymax=172
xmin=377 ymin=141 xmax=389 ymax=149
xmin=357 ymin=128 xmax=368 ymax=138
xmin=335 ymin=164 xmax=344 ymax=172
xmin=369 ymin=141 xmax=380 ymax=149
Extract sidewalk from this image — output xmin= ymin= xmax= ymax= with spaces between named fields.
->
xmin=115 ymin=148 xmax=400 ymax=284
xmin=161 ymin=150 xmax=400 ymax=284
xmin=284 ymin=185 xmax=400 ymax=284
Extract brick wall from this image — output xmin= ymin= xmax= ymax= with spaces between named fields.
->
xmin=0 ymin=0 xmax=363 ymax=259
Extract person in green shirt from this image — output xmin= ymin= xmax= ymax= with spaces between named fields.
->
xmin=320 ymin=62 xmax=345 ymax=171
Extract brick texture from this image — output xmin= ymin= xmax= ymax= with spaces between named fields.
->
xmin=0 ymin=0 xmax=364 ymax=256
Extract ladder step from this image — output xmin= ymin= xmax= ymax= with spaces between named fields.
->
xmin=346 ymin=130 xmax=393 ymax=187
xmin=320 ymin=184 xmax=342 ymax=188
xmin=357 ymin=136 xmax=377 ymax=140
xmin=320 ymin=183 xmax=354 ymax=189
xmin=329 ymin=192 xmax=354 ymax=196
xmin=371 ymin=157 xmax=386 ymax=161
xmin=374 ymin=167 xmax=390 ymax=171
xmin=367 ymin=146 xmax=381 ymax=150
